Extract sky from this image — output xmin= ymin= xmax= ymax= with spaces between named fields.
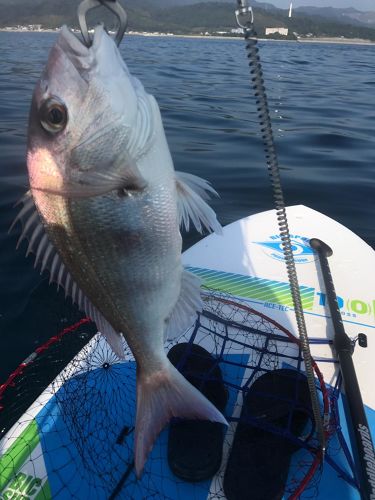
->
xmin=267 ymin=0 xmax=374 ymax=11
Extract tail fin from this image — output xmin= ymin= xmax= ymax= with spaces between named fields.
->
xmin=134 ymin=362 xmax=228 ymax=478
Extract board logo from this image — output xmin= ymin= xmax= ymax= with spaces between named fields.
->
xmin=2 ymin=472 xmax=43 ymax=499
xmin=254 ymin=235 xmax=317 ymax=264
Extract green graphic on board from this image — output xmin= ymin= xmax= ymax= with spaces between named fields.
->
xmin=188 ymin=266 xmax=315 ymax=310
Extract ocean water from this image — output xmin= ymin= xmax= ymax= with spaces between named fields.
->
xmin=0 ymin=32 xmax=374 ymax=382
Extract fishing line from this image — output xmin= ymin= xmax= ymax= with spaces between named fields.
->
xmin=234 ymin=0 xmax=327 ymax=453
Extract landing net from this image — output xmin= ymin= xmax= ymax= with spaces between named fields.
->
xmin=0 ymin=291 xmax=359 ymax=499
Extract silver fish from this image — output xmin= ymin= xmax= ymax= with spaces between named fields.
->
xmin=13 ymin=26 xmax=226 ymax=476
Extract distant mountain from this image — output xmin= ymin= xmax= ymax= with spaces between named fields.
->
xmin=0 ymin=0 xmax=375 ymax=40
xmin=0 ymin=0 xmax=155 ymax=30
xmin=110 ymin=0 xmax=279 ymax=7
xmin=148 ymin=0 xmax=375 ymax=26
xmin=296 ymin=6 xmax=375 ymax=29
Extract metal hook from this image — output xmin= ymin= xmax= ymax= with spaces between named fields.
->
xmin=235 ymin=6 xmax=253 ymax=29
xmin=78 ymin=0 xmax=128 ymax=47
xmin=235 ymin=0 xmax=254 ymax=29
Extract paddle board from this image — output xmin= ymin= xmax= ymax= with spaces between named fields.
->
xmin=0 ymin=205 xmax=374 ymax=499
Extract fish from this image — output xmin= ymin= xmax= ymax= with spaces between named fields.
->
xmin=12 ymin=25 xmax=227 ymax=477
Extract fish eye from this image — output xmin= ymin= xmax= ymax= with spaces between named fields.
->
xmin=39 ymin=97 xmax=68 ymax=134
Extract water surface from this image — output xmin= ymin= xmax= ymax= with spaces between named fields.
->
xmin=0 ymin=32 xmax=374 ymax=380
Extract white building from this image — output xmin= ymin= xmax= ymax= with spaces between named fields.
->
xmin=265 ymin=27 xmax=289 ymax=36
xmin=231 ymin=28 xmax=244 ymax=35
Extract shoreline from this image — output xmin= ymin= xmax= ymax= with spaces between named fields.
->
xmin=178 ymin=35 xmax=375 ymax=45
xmin=296 ymin=37 xmax=375 ymax=46
xmin=0 ymin=29 xmax=374 ymax=46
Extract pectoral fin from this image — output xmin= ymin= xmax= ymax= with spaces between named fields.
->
xmin=175 ymin=171 xmax=222 ymax=234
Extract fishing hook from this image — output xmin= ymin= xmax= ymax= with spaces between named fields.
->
xmin=78 ymin=0 xmax=128 ymax=47
xmin=235 ymin=0 xmax=253 ymax=29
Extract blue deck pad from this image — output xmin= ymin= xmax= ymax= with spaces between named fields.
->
xmin=36 ymin=353 xmax=249 ymax=499
xmin=35 ymin=356 xmax=375 ymax=499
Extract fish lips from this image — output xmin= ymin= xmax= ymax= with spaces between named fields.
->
xmin=57 ymin=24 xmax=132 ymax=79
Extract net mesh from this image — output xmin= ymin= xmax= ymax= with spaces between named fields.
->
xmin=0 ymin=291 xmax=359 ymax=499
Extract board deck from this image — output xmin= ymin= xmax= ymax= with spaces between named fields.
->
xmin=1 ymin=205 xmax=374 ymax=499
xmin=184 ymin=205 xmax=375 ymax=410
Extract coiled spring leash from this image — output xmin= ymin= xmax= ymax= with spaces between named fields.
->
xmin=235 ymin=1 xmax=326 ymax=454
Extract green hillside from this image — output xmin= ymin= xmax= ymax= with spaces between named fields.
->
xmin=0 ymin=0 xmax=375 ymax=40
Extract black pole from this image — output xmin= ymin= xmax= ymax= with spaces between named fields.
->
xmin=310 ymin=238 xmax=375 ymax=500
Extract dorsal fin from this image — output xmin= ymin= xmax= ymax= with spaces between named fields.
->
xmin=10 ymin=192 xmax=125 ymax=358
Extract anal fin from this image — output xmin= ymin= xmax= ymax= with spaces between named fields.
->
xmin=165 ymin=269 xmax=203 ymax=342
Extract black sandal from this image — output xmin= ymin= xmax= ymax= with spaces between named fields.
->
xmin=167 ymin=342 xmax=228 ymax=482
xmin=224 ymin=369 xmax=312 ymax=500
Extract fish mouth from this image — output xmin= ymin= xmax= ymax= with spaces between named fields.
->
xmin=58 ymin=24 xmax=109 ymax=55
xmin=57 ymin=24 xmax=126 ymax=82
xmin=58 ymin=25 xmax=90 ymax=57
